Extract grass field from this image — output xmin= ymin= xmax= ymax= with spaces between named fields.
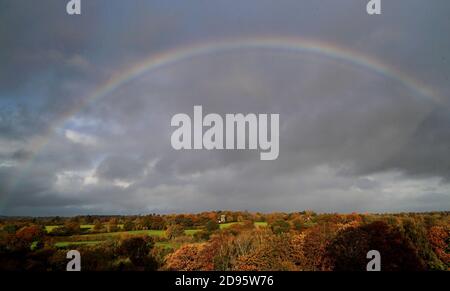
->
xmin=55 ymin=240 xmax=179 ymax=249
xmin=46 ymin=222 xmax=267 ymax=233
xmin=45 ymin=225 xmax=58 ymax=232
xmin=219 ymin=221 xmax=268 ymax=229
xmin=54 ymin=229 xmax=199 ymax=243
xmin=155 ymin=241 xmax=180 ymax=249
xmin=48 ymin=223 xmax=267 ymax=249
xmin=45 ymin=224 xmax=124 ymax=233
xmin=85 ymin=229 xmax=201 ymax=237
xmin=55 ymin=241 xmax=102 ymax=248
xmin=88 ymin=229 xmax=167 ymax=237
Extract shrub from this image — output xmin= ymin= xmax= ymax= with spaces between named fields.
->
xmin=119 ymin=236 xmax=155 ymax=267
xmin=270 ymin=220 xmax=290 ymax=235
xmin=205 ymin=220 xmax=219 ymax=232
xmin=166 ymin=224 xmax=185 ymax=240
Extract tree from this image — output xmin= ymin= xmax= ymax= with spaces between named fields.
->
xmin=165 ymin=244 xmax=204 ymax=271
xmin=93 ymin=220 xmax=105 ymax=232
xmin=175 ymin=215 xmax=194 ymax=228
xmin=301 ymin=223 xmax=338 ymax=271
xmin=143 ymin=215 xmax=166 ymax=230
xmin=205 ymin=220 xmax=219 ymax=232
xmin=326 ymin=221 xmax=426 ymax=271
xmin=3 ymin=224 xmax=18 ymax=234
xmin=428 ymin=226 xmax=450 ymax=268
xmin=165 ymin=239 xmax=222 ymax=271
xmin=193 ymin=230 xmax=211 ymax=242
xmin=64 ymin=221 xmax=81 ymax=235
xmin=289 ymin=233 xmax=306 ymax=269
xmin=14 ymin=225 xmax=45 ymax=251
xmin=292 ymin=219 xmax=303 ymax=231
xmin=270 ymin=220 xmax=290 ymax=234
xmin=166 ymin=224 xmax=185 ymax=240
xmin=123 ymin=221 xmax=135 ymax=231
xmin=213 ymin=229 xmax=268 ymax=271
xmin=107 ymin=218 xmax=119 ymax=232
xmin=400 ymin=218 xmax=443 ymax=270
xmin=234 ymin=233 xmax=296 ymax=271
xmin=119 ymin=236 xmax=155 ymax=267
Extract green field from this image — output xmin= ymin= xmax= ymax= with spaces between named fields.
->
xmin=45 ymin=225 xmax=61 ymax=232
xmin=53 ymin=229 xmax=185 ymax=244
xmin=55 ymin=240 xmax=178 ymax=249
xmin=55 ymin=241 xmax=103 ymax=248
xmin=184 ymin=229 xmax=200 ymax=235
xmin=88 ymin=229 xmax=166 ymax=237
xmin=45 ymin=224 xmax=124 ymax=233
xmin=46 ymin=222 xmax=267 ymax=233
xmin=48 ymin=223 xmax=266 ymax=249
xmin=219 ymin=221 xmax=268 ymax=229
xmin=155 ymin=241 xmax=180 ymax=249
xmin=76 ymin=229 xmax=200 ymax=238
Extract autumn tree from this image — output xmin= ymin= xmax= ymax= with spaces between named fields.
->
xmin=400 ymin=218 xmax=443 ymax=270
xmin=193 ymin=230 xmax=211 ymax=242
xmin=205 ymin=220 xmax=219 ymax=232
xmin=142 ymin=215 xmax=166 ymax=230
xmin=166 ymin=224 xmax=185 ymax=240
xmin=289 ymin=233 xmax=306 ymax=269
xmin=165 ymin=244 xmax=207 ymax=271
xmin=292 ymin=219 xmax=303 ymax=231
xmin=3 ymin=224 xmax=18 ymax=234
xmin=93 ymin=220 xmax=105 ymax=232
xmin=212 ymin=229 xmax=269 ymax=270
xmin=107 ymin=218 xmax=119 ymax=232
xmin=300 ymin=223 xmax=338 ymax=271
xmin=14 ymin=225 xmax=45 ymax=251
xmin=174 ymin=214 xmax=194 ymax=228
xmin=64 ymin=220 xmax=81 ymax=235
xmin=270 ymin=219 xmax=290 ymax=235
xmin=326 ymin=221 xmax=425 ymax=271
xmin=233 ymin=232 xmax=297 ymax=271
xmin=123 ymin=220 xmax=135 ymax=231
xmin=119 ymin=236 xmax=155 ymax=268
xmin=428 ymin=226 xmax=450 ymax=269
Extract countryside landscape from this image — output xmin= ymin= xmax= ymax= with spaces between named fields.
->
xmin=0 ymin=211 xmax=449 ymax=271
xmin=1 ymin=1 xmax=450 ymax=276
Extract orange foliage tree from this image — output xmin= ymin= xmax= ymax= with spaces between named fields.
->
xmin=428 ymin=226 xmax=450 ymax=268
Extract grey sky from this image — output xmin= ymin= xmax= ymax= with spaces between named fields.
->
xmin=0 ymin=0 xmax=449 ymax=216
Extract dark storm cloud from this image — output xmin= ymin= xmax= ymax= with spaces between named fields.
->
xmin=96 ymin=155 xmax=147 ymax=180
xmin=374 ymin=106 xmax=450 ymax=179
xmin=1 ymin=0 xmax=450 ymax=215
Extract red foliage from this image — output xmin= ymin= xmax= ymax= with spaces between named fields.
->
xmin=428 ymin=226 xmax=450 ymax=266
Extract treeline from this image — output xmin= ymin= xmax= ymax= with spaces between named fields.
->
xmin=164 ymin=212 xmax=449 ymax=271
xmin=2 ymin=211 xmax=264 ymax=234
xmin=0 ymin=211 xmax=448 ymax=271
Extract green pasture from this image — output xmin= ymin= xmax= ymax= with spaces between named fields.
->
xmin=47 ymin=222 xmax=266 ymax=249
xmin=219 ymin=221 xmax=268 ymax=229
xmin=55 ymin=240 xmax=178 ymax=249
xmin=45 ymin=224 xmax=124 ymax=233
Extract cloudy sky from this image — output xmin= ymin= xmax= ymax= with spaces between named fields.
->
xmin=1 ymin=0 xmax=449 ymax=216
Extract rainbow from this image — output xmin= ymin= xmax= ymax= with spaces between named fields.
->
xmin=2 ymin=36 xmax=440 ymax=212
